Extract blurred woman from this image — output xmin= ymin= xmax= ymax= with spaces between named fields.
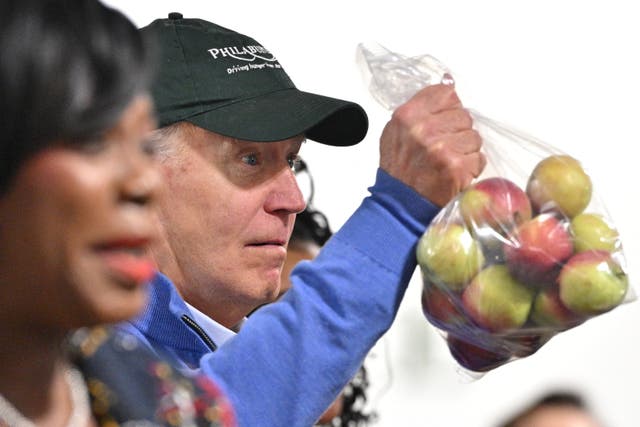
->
xmin=0 ymin=1 xmax=235 ymax=425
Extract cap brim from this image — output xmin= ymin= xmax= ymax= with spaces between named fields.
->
xmin=185 ymin=89 xmax=368 ymax=146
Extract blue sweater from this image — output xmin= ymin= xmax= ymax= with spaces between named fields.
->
xmin=119 ymin=169 xmax=439 ymax=427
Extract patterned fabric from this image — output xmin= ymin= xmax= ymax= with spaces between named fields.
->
xmin=68 ymin=326 xmax=236 ymax=427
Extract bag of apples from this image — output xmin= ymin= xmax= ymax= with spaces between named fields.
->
xmin=357 ymin=42 xmax=635 ymax=376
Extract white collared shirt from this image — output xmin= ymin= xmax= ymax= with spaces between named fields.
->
xmin=185 ymin=302 xmax=244 ymax=348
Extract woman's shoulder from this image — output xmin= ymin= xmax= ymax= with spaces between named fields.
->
xmin=67 ymin=326 xmax=236 ymax=427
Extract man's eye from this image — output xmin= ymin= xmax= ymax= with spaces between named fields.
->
xmin=242 ymin=154 xmax=258 ymax=166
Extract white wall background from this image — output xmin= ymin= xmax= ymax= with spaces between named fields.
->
xmin=103 ymin=1 xmax=640 ymax=425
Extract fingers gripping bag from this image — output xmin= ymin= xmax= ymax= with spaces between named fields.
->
xmin=356 ymin=42 xmax=635 ymax=377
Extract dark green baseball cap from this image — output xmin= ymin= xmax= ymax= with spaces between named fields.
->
xmin=142 ymin=13 xmax=368 ymax=146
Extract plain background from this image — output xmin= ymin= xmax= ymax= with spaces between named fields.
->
xmin=103 ymin=1 xmax=640 ymax=426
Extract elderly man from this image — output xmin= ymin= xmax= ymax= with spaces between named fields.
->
xmin=121 ymin=12 xmax=484 ymax=427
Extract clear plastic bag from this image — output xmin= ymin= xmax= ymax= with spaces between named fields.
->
xmin=357 ymin=42 xmax=635 ymax=376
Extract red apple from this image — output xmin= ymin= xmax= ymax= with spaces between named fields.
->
xmin=462 ymin=264 xmax=534 ymax=332
xmin=421 ymin=282 xmax=467 ymax=331
xmin=446 ymin=335 xmax=511 ymax=373
xmin=559 ymin=250 xmax=628 ymax=315
xmin=503 ymin=214 xmax=573 ymax=286
xmin=526 ymin=155 xmax=592 ymax=218
xmin=502 ymin=331 xmax=553 ymax=358
xmin=416 ymin=223 xmax=485 ymax=291
xmin=530 ymin=285 xmax=583 ymax=329
xmin=459 ymin=177 xmax=532 ymax=235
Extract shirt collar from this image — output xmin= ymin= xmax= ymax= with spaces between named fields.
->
xmin=184 ymin=302 xmax=244 ymax=347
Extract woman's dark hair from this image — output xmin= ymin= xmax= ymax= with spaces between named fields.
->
xmin=0 ymin=0 xmax=155 ymax=193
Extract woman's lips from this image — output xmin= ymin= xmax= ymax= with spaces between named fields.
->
xmin=101 ymin=252 xmax=156 ymax=285
xmin=95 ymin=238 xmax=156 ymax=285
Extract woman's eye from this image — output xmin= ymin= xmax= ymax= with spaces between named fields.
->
xmin=77 ymin=137 xmax=109 ymax=154
xmin=242 ymin=153 xmax=259 ymax=166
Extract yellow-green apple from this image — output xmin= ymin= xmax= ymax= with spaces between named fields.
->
xmin=461 ymin=264 xmax=534 ymax=332
xmin=459 ymin=177 xmax=532 ymax=234
xmin=530 ymin=286 xmax=583 ymax=329
xmin=421 ymin=282 xmax=467 ymax=332
xmin=526 ymin=155 xmax=592 ymax=218
xmin=559 ymin=250 xmax=628 ymax=315
xmin=570 ymin=212 xmax=620 ymax=253
xmin=446 ymin=334 xmax=511 ymax=373
xmin=416 ymin=223 xmax=485 ymax=291
xmin=503 ymin=214 xmax=573 ymax=286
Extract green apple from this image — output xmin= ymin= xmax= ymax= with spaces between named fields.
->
xmin=417 ymin=223 xmax=485 ymax=291
xmin=461 ymin=264 xmax=534 ymax=332
xmin=559 ymin=250 xmax=628 ymax=315
xmin=526 ymin=155 xmax=592 ymax=218
xmin=570 ymin=212 xmax=620 ymax=253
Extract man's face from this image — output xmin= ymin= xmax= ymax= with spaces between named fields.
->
xmin=155 ymin=124 xmax=306 ymax=327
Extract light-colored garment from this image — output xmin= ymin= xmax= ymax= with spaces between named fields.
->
xmin=185 ymin=302 xmax=242 ymax=347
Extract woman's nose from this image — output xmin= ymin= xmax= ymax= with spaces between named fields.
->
xmin=119 ymin=152 xmax=162 ymax=207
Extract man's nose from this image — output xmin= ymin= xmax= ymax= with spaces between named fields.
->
xmin=264 ymin=167 xmax=307 ymax=214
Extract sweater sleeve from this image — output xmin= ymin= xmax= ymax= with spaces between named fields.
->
xmin=200 ymin=169 xmax=440 ymax=427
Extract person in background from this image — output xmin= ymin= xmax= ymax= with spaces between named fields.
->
xmin=0 ymin=1 xmax=235 ymax=425
xmin=120 ymin=12 xmax=485 ymax=427
xmin=497 ymin=391 xmax=603 ymax=427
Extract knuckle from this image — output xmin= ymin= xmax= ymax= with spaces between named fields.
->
xmin=478 ymin=152 xmax=488 ymax=172
xmin=391 ymin=103 xmax=415 ymax=125
xmin=446 ymin=156 xmax=464 ymax=175
xmin=443 ymin=86 xmax=461 ymax=105
xmin=468 ymin=130 xmax=482 ymax=148
xmin=450 ymin=108 xmax=472 ymax=129
xmin=460 ymin=109 xmax=474 ymax=127
xmin=425 ymin=139 xmax=445 ymax=157
xmin=431 ymin=150 xmax=461 ymax=177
